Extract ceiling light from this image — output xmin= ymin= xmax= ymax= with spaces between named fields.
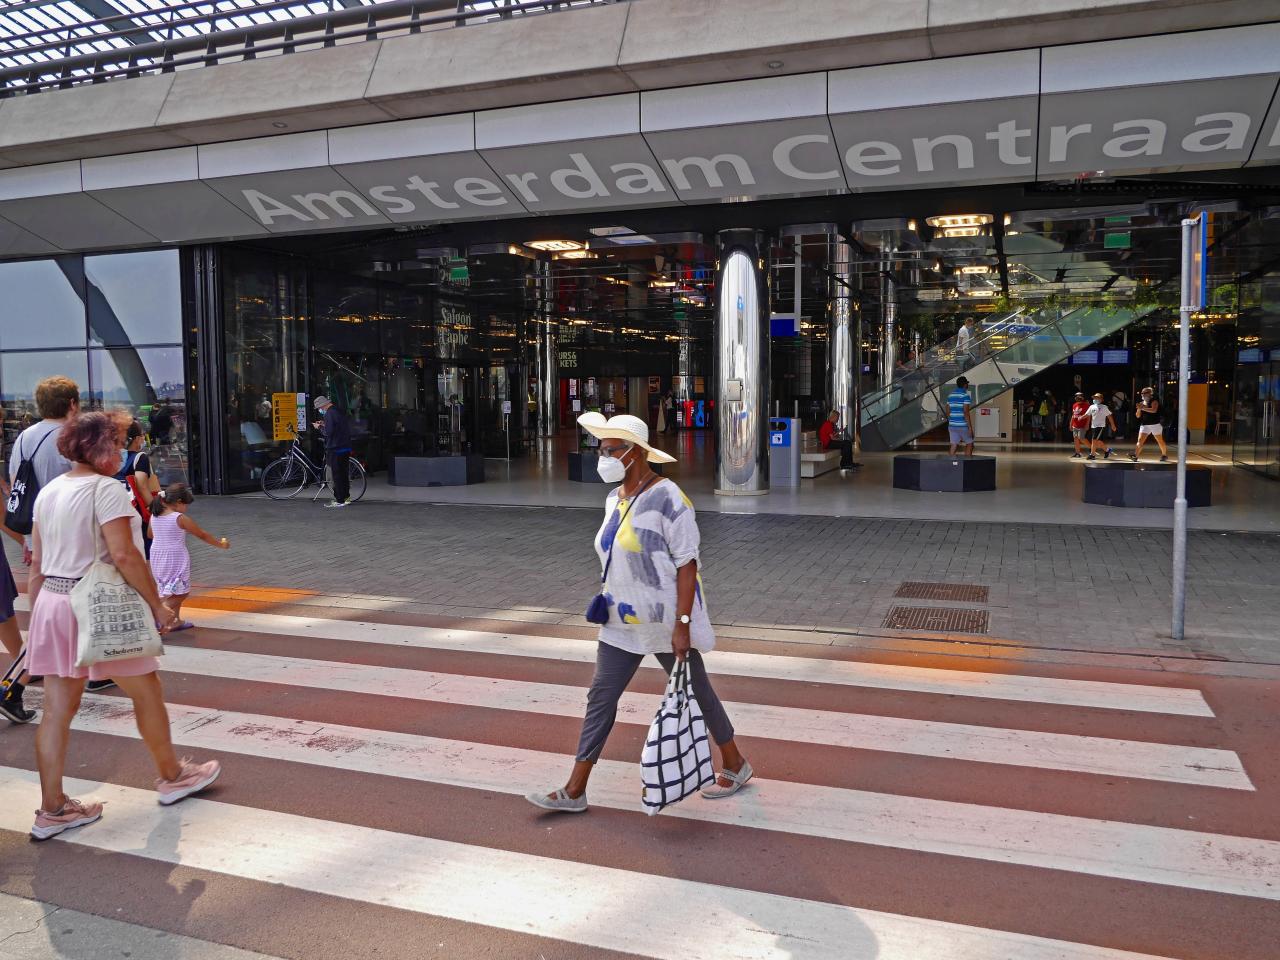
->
xmin=961 ymin=265 xmax=991 ymax=274
xmin=940 ymin=226 xmax=983 ymax=238
xmin=926 ymin=214 xmax=994 ymax=229
xmin=525 ymin=239 xmax=584 ymax=252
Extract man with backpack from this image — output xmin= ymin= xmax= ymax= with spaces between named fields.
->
xmin=1 ymin=376 xmax=79 ymax=720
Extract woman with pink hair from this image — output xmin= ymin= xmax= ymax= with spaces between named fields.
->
xmin=26 ymin=410 xmax=222 ymax=840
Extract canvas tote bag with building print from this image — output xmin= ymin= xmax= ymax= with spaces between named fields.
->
xmin=70 ymin=476 xmax=164 ymax=668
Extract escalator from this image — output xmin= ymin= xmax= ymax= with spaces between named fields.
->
xmin=859 ymin=304 xmax=1156 ymax=451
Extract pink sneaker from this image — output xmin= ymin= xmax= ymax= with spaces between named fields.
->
xmin=31 ymin=798 xmax=104 ymax=840
xmin=157 ymin=758 xmax=221 ymax=806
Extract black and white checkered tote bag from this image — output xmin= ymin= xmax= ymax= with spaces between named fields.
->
xmin=640 ymin=660 xmax=715 ymax=815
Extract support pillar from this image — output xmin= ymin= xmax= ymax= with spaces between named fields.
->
xmin=714 ymin=229 xmax=770 ymax=496
xmin=879 ymin=249 xmax=897 ymax=390
xmin=827 ymin=235 xmax=856 ymax=436
xmin=535 ymin=259 xmax=558 ymax=437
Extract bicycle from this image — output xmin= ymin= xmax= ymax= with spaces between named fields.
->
xmin=260 ymin=426 xmax=367 ymax=502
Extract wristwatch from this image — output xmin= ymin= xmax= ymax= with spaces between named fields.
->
xmin=678 ymin=614 xmax=691 ymax=625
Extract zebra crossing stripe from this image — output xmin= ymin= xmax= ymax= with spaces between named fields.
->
xmin=157 ymin=645 xmax=1254 ymax=789
xmin=54 ymin=693 xmax=1280 ymax=899
xmin=0 ymin=768 xmax=1179 ymax=960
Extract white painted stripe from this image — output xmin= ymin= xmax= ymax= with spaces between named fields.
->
xmin=172 ymin=605 xmax=1216 ymax=717
xmin=59 ymin=693 xmax=1280 ymax=900
xmin=158 ymin=645 xmax=1254 ymax=789
xmin=0 ymin=768 xmax=1176 ymax=960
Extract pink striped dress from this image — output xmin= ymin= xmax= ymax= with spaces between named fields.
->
xmin=148 ymin=512 xmax=191 ymax=597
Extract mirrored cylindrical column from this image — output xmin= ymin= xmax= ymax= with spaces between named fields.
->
xmin=714 ymin=229 xmax=769 ymax=496
xmin=827 ymin=235 xmax=856 ymax=437
xmin=535 ymin=259 xmax=558 ymax=437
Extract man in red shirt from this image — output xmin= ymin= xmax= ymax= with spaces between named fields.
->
xmin=819 ymin=410 xmax=859 ymax=472
xmin=1068 ymin=392 xmax=1090 ymax=459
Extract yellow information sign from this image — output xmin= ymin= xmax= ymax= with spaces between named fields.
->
xmin=271 ymin=392 xmax=304 ymax=441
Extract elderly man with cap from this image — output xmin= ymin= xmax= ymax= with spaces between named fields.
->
xmin=527 ymin=412 xmax=751 ymax=814
xmin=310 ymin=395 xmax=352 ymax=508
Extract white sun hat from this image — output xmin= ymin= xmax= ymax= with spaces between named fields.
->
xmin=577 ymin=412 xmax=676 ymax=463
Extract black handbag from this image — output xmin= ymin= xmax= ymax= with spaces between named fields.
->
xmin=585 ymin=475 xmax=657 ymax=625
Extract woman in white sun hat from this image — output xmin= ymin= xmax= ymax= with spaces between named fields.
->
xmin=527 ymin=412 xmax=752 ymax=813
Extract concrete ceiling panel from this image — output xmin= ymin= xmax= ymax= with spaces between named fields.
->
xmin=0 ymin=74 xmax=175 ymax=160
xmin=618 ymin=0 xmax=930 ymax=89
xmin=155 ymin=41 xmax=388 ymax=130
xmin=480 ymin=135 xmax=681 ymax=215
xmin=830 ymin=97 xmax=1041 ymax=191
xmin=926 ymin=0 xmax=1270 ymax=57
xmin=0 ymin=194 xmax=157 ymax=249
xmin=89 ymin=182 xmax=270 ymax=243
xmin=1037 ymin=76 xmax=1278 ymax=178
xmin=365 ymin=4 xmax=635 ymax=119
xmin=333 ymin=153 xmax=530 ymax=223
xmin=0 ymin=215 xmax=63 ymax=257
xmin=203 ymin=168 xmax=393 ymax=234
xmin=1245 ymin=83 xmax=1280 ymax=168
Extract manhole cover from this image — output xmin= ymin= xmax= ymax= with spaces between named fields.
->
xmin=883 ymin=605 xmax=990 ymax=634
xmin=894 ymin=581 xmax=990 ymax=603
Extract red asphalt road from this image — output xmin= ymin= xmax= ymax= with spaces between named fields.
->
xmin=1 ymin=600 xmax=1278 ymax=960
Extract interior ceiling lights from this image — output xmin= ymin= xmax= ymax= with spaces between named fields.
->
xmin=525 ymin=239 xmax=584 ymax=251
xmin=926 ymin=214 xmax=994 ymax=229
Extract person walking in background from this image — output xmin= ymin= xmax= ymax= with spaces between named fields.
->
xmin=1068 ymin=392 xmax=1091 ymax=459
xmin=527 ymin=412 xmax=750 ymax=813
xmin=148 ymin=482 xmax=230 ymax=632
xmin=947 ymin=376 xmax=975 ymax=456
xmin=1084 ymin=392 xmax=1117 ymax=460
xmin=1130 ymin=386 xmax=1170 ymax=463
xmin=311 ymin=396 xmax=352 ymax=508
xmin=26 ymin=411 xmax=221 ymax=840
xmin=115 ymin=420 xmax=161 ymax=559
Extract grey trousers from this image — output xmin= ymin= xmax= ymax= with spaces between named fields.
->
xmin=575 ymin=642 xmax=736 ymax=763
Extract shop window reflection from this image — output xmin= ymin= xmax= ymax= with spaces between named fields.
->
xmin=88 ymin=347 xmax=188 ymax=485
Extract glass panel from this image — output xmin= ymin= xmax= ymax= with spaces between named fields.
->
xmin=88 ymin=346 xmax=189 ymax=485
xmin=0 ymin=258 xmax=86 ymax=349
xmin=994 ymin=326 xmax=1074 ymax=387
xmin=869 ymin=387 xmax=948 ymax=449
xmin=85 ymin=250 xmax=182 ymax=347
xmin=0 ymin=349 xmax=89 ymax=453
xmin=223 ymin=250 xmax=307 ymax=492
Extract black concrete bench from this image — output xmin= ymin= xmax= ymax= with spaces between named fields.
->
xmin=1082 ymin=461 xmax=1211 ymax=508
xmin=388 ymin=454 xmax=485 ymax=486
xmin=893 ymin=454 xmax=996 ymax=492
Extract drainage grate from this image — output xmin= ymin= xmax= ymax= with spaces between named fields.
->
xmin=883 ymin=605 xmax=990 ymax=634
xmin=894 ymin=581 xmax=990 ymax=603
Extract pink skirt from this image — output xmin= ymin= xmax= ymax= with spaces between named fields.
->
xmin=27 ymin=589 xmax=162 ymax=682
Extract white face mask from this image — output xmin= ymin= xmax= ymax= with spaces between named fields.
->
xmin=596 ymin=447 xmax=630 ymax=483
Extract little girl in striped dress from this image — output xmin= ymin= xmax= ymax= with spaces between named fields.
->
xmin=148 ymin=482 xmax=230 ymax=630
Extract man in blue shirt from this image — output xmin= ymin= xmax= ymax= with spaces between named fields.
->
xmin=947 ymin=376 xmax=975 ymax=456
xmin=312 ymin=395 xmax=353 ymax=508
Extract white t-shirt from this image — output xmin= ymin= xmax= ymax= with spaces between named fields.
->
xmin=33 ymin=473 xmax=143 ymax=579
xmin=1085 ymin=402 xmax=1112 ymax=429
xmin=595 ymin=478 xmax=715 ymax=656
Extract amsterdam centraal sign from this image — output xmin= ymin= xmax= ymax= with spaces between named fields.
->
xmin=0 ymin=25 xmax=1278 ymax=254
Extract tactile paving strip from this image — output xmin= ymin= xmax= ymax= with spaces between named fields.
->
xmin=883 ymin=605 xmax=990 ymax=634
xmin=894 ymin=582 xmax=990 ymax=603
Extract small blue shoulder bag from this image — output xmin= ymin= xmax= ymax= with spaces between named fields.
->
xmin=585 ymin=475 xmax=657 ymax=625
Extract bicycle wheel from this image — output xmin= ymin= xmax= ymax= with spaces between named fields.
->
xmin=261 ymin=457 xmax=307 ymax=499
xmin=347 ymin=458 xmax=368 ymax=502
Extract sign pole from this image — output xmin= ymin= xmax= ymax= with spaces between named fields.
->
xmin=1171 ymin=212 xmax=1204 ymax=642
